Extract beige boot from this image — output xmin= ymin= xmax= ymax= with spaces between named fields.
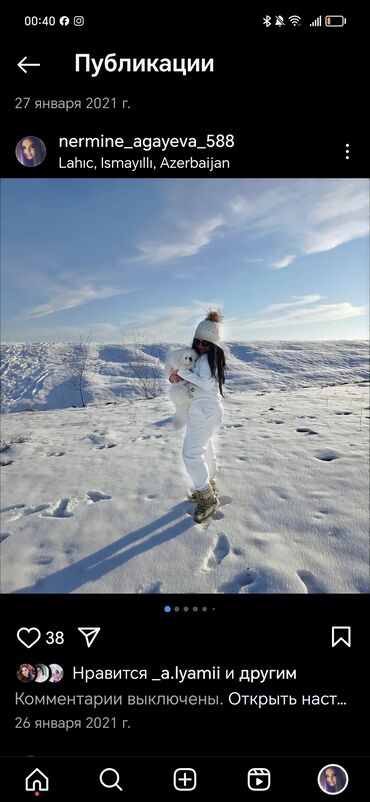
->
xmin=193 ymin=484 xmax=219 ymax=523
xmin=188 ymin=478 xmax=218 ymax=502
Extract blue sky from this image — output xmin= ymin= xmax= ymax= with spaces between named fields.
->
xmin=1 ymin=178 xmax=368 ymax=342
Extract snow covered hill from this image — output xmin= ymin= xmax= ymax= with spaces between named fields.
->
xmin=1 ymin=340 xmax=368 ymax=413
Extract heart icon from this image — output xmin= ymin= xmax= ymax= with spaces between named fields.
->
xmin=17 ymin=627 xmax=41 ymax=648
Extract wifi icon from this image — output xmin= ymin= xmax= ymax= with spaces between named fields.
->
xmin=289 ymin=15 xmax=301 ymax=26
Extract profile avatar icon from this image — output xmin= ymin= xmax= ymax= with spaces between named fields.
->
xmin=318 ymin=764 xmax=349 ymax=795
xmin=15 ymin=136 xmax=46 ymax=167
xmin=49 ymin=663 xmax=64 ymax=683
xmin=16 ymin=663 xmax=36 ymax=682
xmin=35 ymin=663 xmax=50 ymax=683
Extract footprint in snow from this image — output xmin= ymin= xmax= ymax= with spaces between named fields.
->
xmin=296 ymin=570 xmax=328 ymax=593
xmin=203 ymin=533 xmax=230 ymax=571
xmin=312 ymin=508 xmax=330 ymax=519
xmin=86 ymin=490 xmax=112 ymax=503
xmin=47 ymin=451 xmax=65 ymax=457
xmin=23 ymin=504 xmax=50 ymax=516
xmin=272 ymin=488 xmax=289 ymax=500
xmin=137 ymin=581 xmax=163 ymax=593
xmin=334 ymin=411 xmax=352 ymax=416
xmin=1 ymin=503 xmax=26 ymax=514
xmin=296 ymin=428 xmax=318 ymax=435
xmin=0 ymin=532 xmax=12 ymax=542
xmin=41 ymin=498 xmax=73 ymax=518
xmin=314 ymin=450 xmax=340 ymax=462
xmin=218 ymin=569 xmax=254 ymax=594
xmin=3 ymin=503 xmax=50 ymax=521
xmin=1 ymin=459 xmax=14 ymax=466
xmin=33 ymin=556 xmax=54 ymax=565
xmin=88 ymin=433 xmax=117 ymax=449
xmin=218 ymin=496 xmax=232 ymax=506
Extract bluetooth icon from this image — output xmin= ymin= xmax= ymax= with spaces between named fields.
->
xmin=263 ymin=15 xmax=272 ymax=26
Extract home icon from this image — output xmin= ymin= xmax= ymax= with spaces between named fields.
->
xmin=25 ymin=768 xmax=49 ymax=792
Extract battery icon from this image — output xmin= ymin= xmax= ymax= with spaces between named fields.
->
xmin=325 ymin=15 xmax=346 ymax=26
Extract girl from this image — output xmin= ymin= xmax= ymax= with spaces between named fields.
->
xmin=15 ymin=136 xmax=46 ymax=167
xmin=169 ymin=310 xmax=226 ymax=523
xmin=319 ymin=765 xmax=348 ymax=794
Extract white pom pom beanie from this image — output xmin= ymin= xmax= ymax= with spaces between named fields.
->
xmin=193 ymin=310 xmax=222 ymax=346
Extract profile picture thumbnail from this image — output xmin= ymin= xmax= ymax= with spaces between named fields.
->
xmin=16 ymin=663 xmax=36 ymax=683
xmin=49 ymin=663 xmax=64 ymax=683
xmin=35 ymin=663 xmax=50 ymax=683
xmin=318 ymin=764 xmax=349 ymax=795
xmin=15 ymin=136 xmax=46 ymax=167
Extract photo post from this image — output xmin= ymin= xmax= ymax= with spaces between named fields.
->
xmin=0 ymin=8 xmax=369 ymax=799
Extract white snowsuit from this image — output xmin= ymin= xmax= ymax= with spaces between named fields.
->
xmin=177 ymin=354 xmax=223 ymax=491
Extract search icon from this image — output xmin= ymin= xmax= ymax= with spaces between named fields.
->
xmin=99 ymin=768 xmax=123 ymax=791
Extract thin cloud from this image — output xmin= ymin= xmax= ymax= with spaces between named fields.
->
xmin=303 ymin=219 xmax=369 ymax=255
xmin=135 ymin=215 xmax=224 ymax=263
xmin=266 ymin=295 xmax=322 ymax=311
xmin=270 ymin=254 xmax=296 ymax=269
xmin=120 ymin=300 xmax=223 ymax=339
xmin=246 ymin=303 xmax=367 ymax=329
xmin=172 ymin=271 xmax=195 ymax=280
xmin=310 ymin=180 xmax=369 ymax=223
xmin=132 ymin=179 xmax=368 ymax=267
xmin=23 ymin=285 xmax=131 ymax=319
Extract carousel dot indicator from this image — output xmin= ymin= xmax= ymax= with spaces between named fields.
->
xmin=164 ymin=605 xmax=171 ymax=613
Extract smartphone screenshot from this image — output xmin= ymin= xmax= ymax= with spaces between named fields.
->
xmin=1 ymin=7 xmax=369 ymax=799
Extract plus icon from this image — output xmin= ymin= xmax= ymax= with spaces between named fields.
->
xmin=173 ymin=768 xmax=197 ymax=791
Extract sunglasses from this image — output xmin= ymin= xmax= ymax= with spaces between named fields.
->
xmin=194 ymin=339 xmax=211 ymax=347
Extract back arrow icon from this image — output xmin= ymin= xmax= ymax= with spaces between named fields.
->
xmin=18 ymin=56 xmax=41 ymax=73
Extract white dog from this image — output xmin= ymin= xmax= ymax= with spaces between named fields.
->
xmin=165 ymin=347 xmax=199 ymax=428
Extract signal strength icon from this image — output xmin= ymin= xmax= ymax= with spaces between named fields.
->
xmin=310 ymin=15 xmax=322 ymax=26
xmin=289 ymin=15 xmax=301 ymax=26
